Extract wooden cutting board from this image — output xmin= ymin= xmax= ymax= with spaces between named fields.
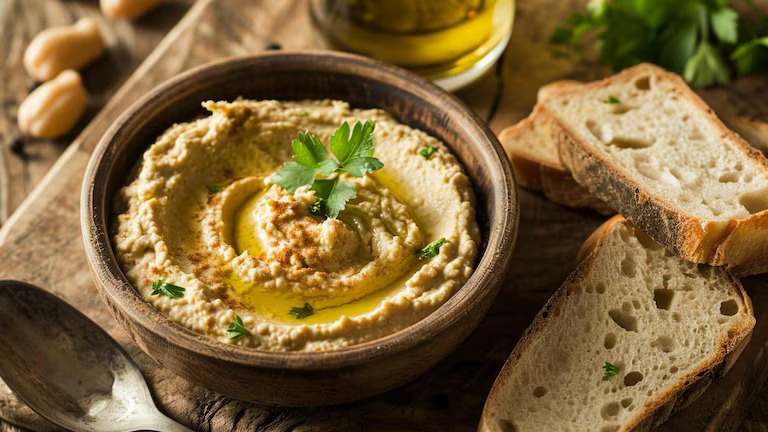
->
xmin=1 ymin=0 xmax=767 ymax=430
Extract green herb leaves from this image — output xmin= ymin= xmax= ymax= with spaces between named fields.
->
xmin=733 ymin=36 xmax=768 ymax=74
xmin=273 ymin=121 xmax=383 ymax=219
xmin=289 ymin=303 xmax=314 ymax=319
xmin=603 ymin=95 xmax=620 ymax=104
xmin=551 ymin=0 xmax=768 ymax=88
xmin=272 ymin=131 xmax=337 ymax=193
xmin=684 ymin=40 xmax=731 ymax=88
xmin=602 ymin=361 xmax=621 ymax=380
xmin=418 ymin=238 xmax=447 ymax=260
xmin=419 ymin=145 xmax=438 ymax=159
xmin=227 ymin=315 xmax=250 ymax=340
xmin=272 ymin=160 xmax=321 ymax=194
xmin=330 ymin=121 xmax=375 ymax=166
xmin=207 ymin=184 xmax=224 ymax=193
xmin=151 ymin=279 xmax=186 ymax=298
xmin=309 ymin=178 xmax=357 ymax=219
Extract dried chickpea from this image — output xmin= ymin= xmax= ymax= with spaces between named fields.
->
xmin=100 ymin=0 xmax=161 ymax=20
xmin=18 ymin=70 xmax=88 ymax=139
xmin=23 ymin=18 xmax=104 ymax=82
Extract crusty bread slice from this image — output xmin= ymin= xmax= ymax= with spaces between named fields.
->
xmin=499 ymin=107 xmax=614 ymax=215
xmin=542 ymin=63 xmax=768 ymax=275
xmin=479 ymin=216 xmax=755 ymax=432
xmin=501 ymin=80 xmax=768 ymax=217
xmin=499 ymin=81 xmax=614 ymax=214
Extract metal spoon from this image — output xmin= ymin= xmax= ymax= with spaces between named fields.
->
xmin=0 ymin=280 xmax=193 ymax=432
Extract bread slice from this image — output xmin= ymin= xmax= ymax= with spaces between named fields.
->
xmin=500 ymin=82 xmax=614 ymax=214
xmin=542 ymin=63 xmax=768 ymax=275
xmin=500 ymin=109 xmax=614 ymax=215
xmin=479 ymin=216 xmax=755 ymax=432
xmin=502 ymin=80 xmax=768 ymax=218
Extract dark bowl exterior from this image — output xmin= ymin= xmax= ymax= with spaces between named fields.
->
xmin=82 ymin=52 xmax=518 ymax=406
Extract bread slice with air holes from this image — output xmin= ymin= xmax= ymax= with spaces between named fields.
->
xmin=479 ymin=216 xmax=755 ymax=432
xmin=541 ymin=63 xmax=768 ymax=276
xmin=501 ymin=79 xmax=768 ymax=217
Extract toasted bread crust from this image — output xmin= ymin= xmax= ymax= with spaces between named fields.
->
xmin=479 ymin=216 xmax=755 ymax=432
xmin=546 ymin=64 xmax=768 ymax=275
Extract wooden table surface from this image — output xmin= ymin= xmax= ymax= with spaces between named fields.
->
xmin=1 ymin=1 xmax=768 ymax=431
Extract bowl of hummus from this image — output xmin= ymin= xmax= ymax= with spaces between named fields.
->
xmin=82 ymin=52 xmax=518 ymax=406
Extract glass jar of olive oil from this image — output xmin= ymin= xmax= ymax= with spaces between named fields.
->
xmin=310 ymin=0 xmax=515 ymax=91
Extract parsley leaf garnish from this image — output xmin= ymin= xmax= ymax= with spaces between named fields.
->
xmin=550 ymin=0 xmax=768 ymax=88
xmin=226 ymin=315 xmax=250 ymax=340
xmin=151 ymin=279 xmax=186 ymax=298
xmin=207 ymin=184 xmax=224 ymax=193
xmin=419 ymin=145 xmax=438 ymax=159
xmin=273 ymin=121 xmax=383 ymax=218
xmin=310 ymin=178 xmax=357 ymax=219
xmin=418 ymin=238 xmax=447 ymax=260
xmin=289 ymin=303 xmax=314 ymax=319
xmin=602 ymin=361 xmax=621 ymax=381
xmin=272 ymin=161 xmax=320 ymax=194
xmin=603 ymin=96 xmax=620 ymax=104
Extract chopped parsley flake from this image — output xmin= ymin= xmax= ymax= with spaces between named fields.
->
xmin=602 ymin=362 xmax=621 ymax=381
xmin=418 ymin=238 xmax=447 ymax=260
xmin=151 ymin=279 xmax=186 ymax=298
xmin=226 ymin=315 xmax=250 ymax=340
xmin=289 ymin=303 xmax=314 ymax=319
xmin=419 ymin=145 xmax=438 ymax=159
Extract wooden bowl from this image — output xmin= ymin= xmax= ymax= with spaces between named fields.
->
xmin=81 ymin=52 xmax=518 ymax=406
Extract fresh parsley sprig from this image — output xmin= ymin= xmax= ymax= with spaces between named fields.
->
xmin=151 ymin=279 xmax=186 ymax=298
xmin=418 ymin=238 xmax=447 ymax=260
xmin=551 ymin=0 xmax=768 ymax=88
xmin=273 ymin=121 xmax=383 ymax=218
xmin=227 ymin=315 xmax=250 ymax=340
xmin=602 ymin=361 xmax=621 ymax=381
xmin=289 ymin=303 xmax=314 ymax=319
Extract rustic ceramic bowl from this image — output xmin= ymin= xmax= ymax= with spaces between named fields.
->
xmin=82 ymin=52 xmax=518 ymax=406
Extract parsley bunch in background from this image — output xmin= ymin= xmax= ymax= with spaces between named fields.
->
xmin=551 ymin=0 xmax=768 ymax=88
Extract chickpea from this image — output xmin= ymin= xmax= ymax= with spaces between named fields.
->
xmin=18 ymin=70 xmax=88 ymax=139
xmin=100 ymin=0 xmax=161 ymax=20
xmin=23 ymin=18 xmax=105 ymax=82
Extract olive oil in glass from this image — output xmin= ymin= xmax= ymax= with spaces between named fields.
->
xmin=310 ymin=0 xmax=515 ymax=91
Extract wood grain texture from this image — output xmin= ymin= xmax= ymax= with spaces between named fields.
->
xmin=0 ymin=0 xmax=767 ymax=430
xmin=0 ymin=0 xmax=192 ymax=226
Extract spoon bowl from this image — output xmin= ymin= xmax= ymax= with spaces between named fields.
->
xmin=0 ymin=280 xmax=190 ymax=432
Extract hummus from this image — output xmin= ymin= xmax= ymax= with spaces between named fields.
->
xmin=113 ymin=99 xmax=480 ymax=351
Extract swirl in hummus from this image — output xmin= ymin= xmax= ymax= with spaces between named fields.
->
xmin=113 ymin=99 xmax=479 ymax=351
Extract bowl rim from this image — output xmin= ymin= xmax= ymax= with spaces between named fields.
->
xmin=81 ymin=51 xmax=519 ymax=370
